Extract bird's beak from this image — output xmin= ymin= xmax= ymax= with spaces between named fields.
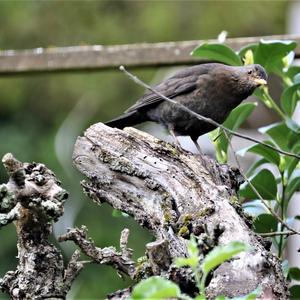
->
xmin=253 ymin=78 xmax=267 ymax=86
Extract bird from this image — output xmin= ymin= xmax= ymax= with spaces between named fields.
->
xmin=105 ymin=63 xmax=267 ymax=153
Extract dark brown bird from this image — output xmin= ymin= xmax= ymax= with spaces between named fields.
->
xmin=105 ymin=63 xmax=267 ymax=152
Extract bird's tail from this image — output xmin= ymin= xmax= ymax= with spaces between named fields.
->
xmin=105 ymin=111 xmax=144 ymax=129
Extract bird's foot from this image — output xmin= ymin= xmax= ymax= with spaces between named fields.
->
xmin=172 ymin=142 xmax=185 ymax=153
xmin=168 ymin=129 xmax=186 ymax=154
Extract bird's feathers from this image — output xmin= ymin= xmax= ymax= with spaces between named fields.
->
xmin=124 ymin=64 xmax=221 ymax=114
xmin=125 ymin=77 xmax=198 ymax=113
xmin=104 ymin=110 xmax=143 ymax=128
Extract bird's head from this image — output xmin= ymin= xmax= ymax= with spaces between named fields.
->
xmin=243 ymin=64 xmax=268 ymax=87
xmin=229 ymin=64 xmax=267 ymax=98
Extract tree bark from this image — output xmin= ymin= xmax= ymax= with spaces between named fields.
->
xmin=0 ymin=154 xmax=82 ymax=300
xmin=72 ymin=123 xmax=288 ymax=299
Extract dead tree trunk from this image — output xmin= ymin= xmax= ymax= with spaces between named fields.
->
xmin=72 ymin=122 xmax=288 ymax=299
xmin=0 ymin=154 xmax=83 ymax=299
xmin=0 ymin=123 xmax=288 ymax=299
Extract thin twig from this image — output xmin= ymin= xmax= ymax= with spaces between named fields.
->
xmin=259 ymin=231 xmax=295 ymax=237
xmin=119 ymin=65 xmax=300 ymax=160
xmin=278 ymin=171 xmax=287 ymax=258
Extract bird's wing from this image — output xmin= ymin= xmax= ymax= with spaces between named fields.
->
xmin=125 ymin=76 xmax=198 ymax=113
xmin=124 ymin=63 xmax=218 ymax=113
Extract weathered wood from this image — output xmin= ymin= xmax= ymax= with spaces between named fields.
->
xmin=72 ymin=123 xmax=288 ymax=299
xmin=0 ymin=34 xmax=299 ymax=75
xmin=0 ymin=154 xmax=82 ymax=299
xmin=59 ymin=227 xmax=136 ymax=279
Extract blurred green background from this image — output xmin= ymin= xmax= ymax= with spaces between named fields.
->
xmin=0 ymin=1 xmax=290 ymax=299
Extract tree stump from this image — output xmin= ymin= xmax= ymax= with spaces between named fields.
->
xmin=72 ymin=123 xmax=288 ymax=299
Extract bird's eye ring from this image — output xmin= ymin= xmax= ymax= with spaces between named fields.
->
xmin=248 ymin=70 xmax=253 ymax=75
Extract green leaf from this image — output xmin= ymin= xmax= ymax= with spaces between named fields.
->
xmin=176 ymin=235 xmax=199 ymax=268
xmin=254 ymin=40 xmax=297 ymax=74
xmin=187 ymin=235 xmax=199 ymax=257
xmin=294 ymin=73 xmax=300 ymax=84
xmin=285 ymin=156 xmax=299 ymax=179
xmin=259 ymin=122 xmax=297 ymax=151
xmin=253 ymin=213 xmax=278 ymax=233
xmin=285 ymin=66 xmax=300 ymax=80
xmin=243 ymin=49 xmax=254 ymax=66
xmin=280 ymin=83 xmax=300 ymax=117
xmin=223 ymin=102 xmax=257 ymax=131
xmin=285 ymin=118 xmax=300 ymax=134
xmin=238 ymin=44 xmax=258 ymax=61
xmin=253 ymin=88 xmax=274 ymax=110
xmin=289 ymin=285 xmax=300 ymax=299
xmin=201 ymin=241 xmax=250 ymax=275
xmin=191 ymin=43 xmax=242 ymax=66
xmin=288 ymin=267 xmax=300 ymax=281
xmin=237 ymin=142 xmax=280 ymax=166
xmin=243 ymin=200 xmax=267 ymax=216
xmin=112 ymin=209 xmax=123 ymax=217
xmin=239 ymin=169 xmax=277 ymax=200
xmin=246 ymin=158 xmax=269 ymax=177
xmin=285 ymin=175 xmax=300 ymax=201
xmin=211 ymin=102 xmax=257 ymax=163
xmin=112 ymin=209 xmax=129 ymax=218
xmin=283 ymin=143 xmax=300 ymax=178
xmin=175 ymin=257 xmax=198 ymax=268
xmin=131 ymin=276 xmax=181 ymax=299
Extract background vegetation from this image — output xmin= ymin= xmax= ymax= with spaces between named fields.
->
xmin=0 ymin=1 xmax=292 ymax=298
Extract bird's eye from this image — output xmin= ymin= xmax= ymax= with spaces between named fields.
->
xmin=248 ymin=70 xmax=253 ymax=75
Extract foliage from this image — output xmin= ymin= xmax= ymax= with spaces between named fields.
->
xmin=209 ymin=102 xmax=257 ymax=163
xmin=177 ymin=237 xmax=251 ymax=298
xmin=192 ymin=38 xmax=300 ymax=296
xmin=130 ymin=276 xmax=182 ymax=299
xmin=131 ymin=237 xmax=258 ymax=299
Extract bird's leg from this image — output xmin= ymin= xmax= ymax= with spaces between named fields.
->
xmin=168 ymin=126 xmax=183 ymax=151
xmin=191 ymin=137 xmax=209 ymax=171
xmin=192 ymin=137 xmax=203 ymax=155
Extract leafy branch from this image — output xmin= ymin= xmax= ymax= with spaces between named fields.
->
xmin=130 ymin=238 xmax=259 ymax=300
xmin=192 ymin=38 xmax=300 ymax=298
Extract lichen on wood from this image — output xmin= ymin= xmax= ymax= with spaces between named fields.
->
xmin=0 ymin=120 xmax=288 ymax=299
xmin=0 ymin=153 xmax=82 ymax=300
xmin=72 ymin=123 xmax=288 ymax=299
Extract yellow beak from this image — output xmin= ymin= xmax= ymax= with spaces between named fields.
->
xmin=253 ymin=78 xmax=267 ymax=85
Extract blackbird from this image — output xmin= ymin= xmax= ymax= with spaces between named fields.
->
xmin=105 ymin=63 xmax=267 ymax=152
